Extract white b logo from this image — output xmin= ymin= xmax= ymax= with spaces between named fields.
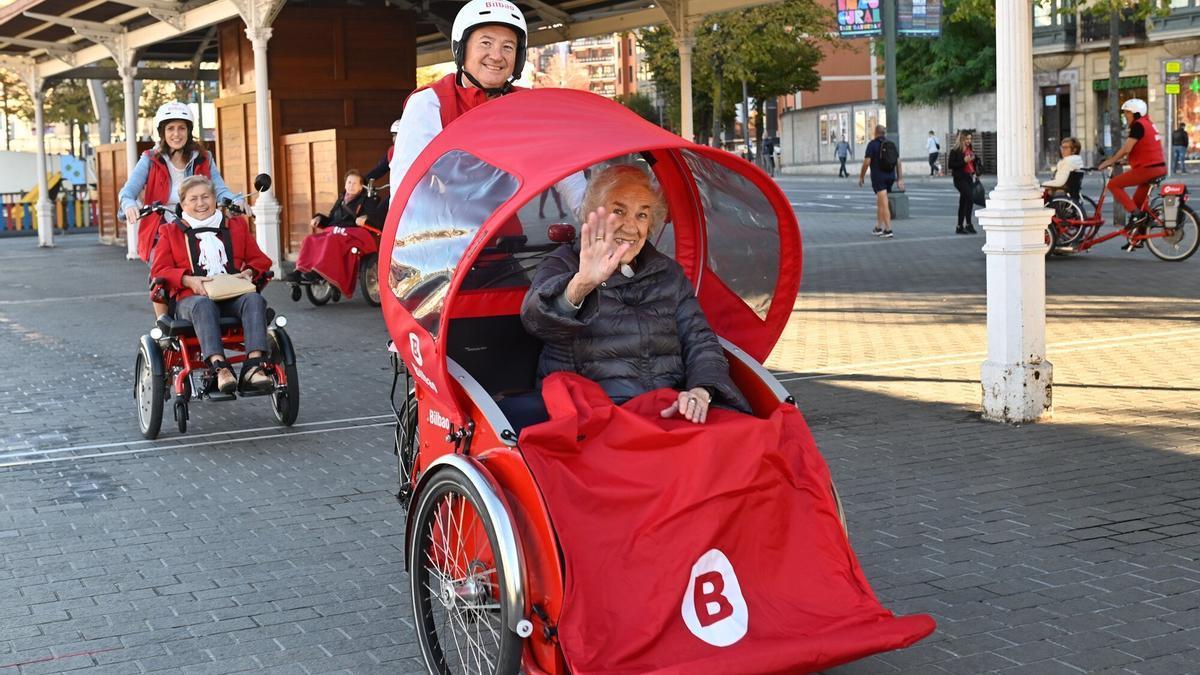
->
xmin=680 ymin=549 xmax=748 ymax=647
xmin=409 ymin=332 xmax=423 ymax=367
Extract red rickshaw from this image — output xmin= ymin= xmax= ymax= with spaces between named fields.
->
xmin=381 ymin=89 xmax=935 ymax=675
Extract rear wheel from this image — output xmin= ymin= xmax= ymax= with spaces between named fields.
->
xmin=305 ymin=279 xmax=335 ymax=306
xmin=1147 ymin=204 xmax=1200 ymax=262
xmin=1047 ymin=197 xmax=1086 ymax=249
xmin=135 ymin=344 xmax=164 ymax=440
xmin=268 ymin=330 xmax=300 ymax=426
xmin=410 ymin=468 xmax=523 ymax=675
xmin=360 ymin=253 xmax=381 ymax=306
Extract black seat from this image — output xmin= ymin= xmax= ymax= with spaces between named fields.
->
xmin=1064 ymin=171 xmax=1085 ymax=200
xmin=447 ymin=315 xmax=543 ymax=396
xmin=157 ymin=308 xmax=275 ymax=337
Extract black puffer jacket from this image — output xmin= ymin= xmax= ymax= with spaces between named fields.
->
xmin=521 ymin=242 xmax=751 ymax=412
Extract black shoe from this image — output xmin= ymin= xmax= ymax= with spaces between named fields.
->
xmin=1125 ymin=211 xmax=1148 ymax=228
xmin=955 ymin=226 xmax=967 ymax=234
xmin=284 ymin=270 xmax=302 ymax=283
xmin=965 ymin=225 xmax=978 ymax=234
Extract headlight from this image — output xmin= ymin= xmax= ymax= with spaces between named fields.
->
xmin=150 ymin=327 xmax=164 ymax=340
xmin=274 ymin=315 xmax=288 ymax=328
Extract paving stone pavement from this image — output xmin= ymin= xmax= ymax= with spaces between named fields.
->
xmin=1 ymin=177 xmax=1198 ymax=674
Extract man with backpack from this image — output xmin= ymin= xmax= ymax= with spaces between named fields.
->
xmin=859 ymin=124 xmax=904 ymax=238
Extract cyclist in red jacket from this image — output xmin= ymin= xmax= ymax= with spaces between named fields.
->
xmin=1097 ymin=98 xmax=1167 ymax=249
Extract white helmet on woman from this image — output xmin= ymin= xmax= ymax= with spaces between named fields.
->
xmin=390 ymin=118 xmax=402 ymax=134
xmin=1121 ymin=98 xmax=1148 ymax=117
xmin=154 ymin=101 xmax=194 ymax=133
xmin=451 ymin=0 xmax=527 ymax=88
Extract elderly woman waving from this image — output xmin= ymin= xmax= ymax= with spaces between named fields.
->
xmin=521 ymin=165 xmax=749 ymax=423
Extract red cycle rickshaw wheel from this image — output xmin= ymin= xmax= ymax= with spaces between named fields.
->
xmin=410 ymin=468 xmax=522 ymax=675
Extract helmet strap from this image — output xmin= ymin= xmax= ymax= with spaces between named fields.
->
xmin=458 ymin=67 xmax=512 ymax=97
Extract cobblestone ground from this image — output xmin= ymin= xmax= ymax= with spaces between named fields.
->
xmin=1 ymin=175 xmax=1198 ymax=674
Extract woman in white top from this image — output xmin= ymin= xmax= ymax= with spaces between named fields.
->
xmin=1043 ymin=136 xmax=1085 ymax=193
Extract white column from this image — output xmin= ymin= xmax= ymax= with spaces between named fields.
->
xmin=977 ymin=0 xmax=1053 ymax=423
xmin=122 ymin=64 xmax=140 ymax=260
xmin=247 ymin=25 xmax=282 ymax=274
xmin=33 ymin=85 xmax=53 ymax=248
xmin=675 ymin=31 xmax=695 ymax=142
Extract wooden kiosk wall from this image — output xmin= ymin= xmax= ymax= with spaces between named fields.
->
xmin=95 ymin=141 xmax=153 ymax=245
xmin=214 ymin=6 xmax=414 ymax=258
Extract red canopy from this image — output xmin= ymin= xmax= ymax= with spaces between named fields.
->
xmin=380 ymin=88 xmax=802 ymax=427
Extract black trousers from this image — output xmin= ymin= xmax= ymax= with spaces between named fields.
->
xmin=838 ymin=157 xmax=848 ymax=177
xmin=953 ymin=174 xmax=975 ymax=228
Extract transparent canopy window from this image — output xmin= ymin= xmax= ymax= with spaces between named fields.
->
xmin=459 ymin=155 xmax=675 ymax=292
xmin=683 ymin=150 xmax=780 ymax=320
xmin=389 ymin=150 xmax=520 ymax=335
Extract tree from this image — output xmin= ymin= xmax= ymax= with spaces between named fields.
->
xmin=0 ymin=68 xmax=35 ymax=151
xmin=638 ymin=0 xmax=830 ymax=144
xmin=615 ymin=92 xmax=658 ymax=124
xmin=46 ymin=79 xmax=97 ymax=156
xmin=893 ymin=0 xmax=996 ymax=106
xmin=532 ymin=50 xmax=591 ymax=91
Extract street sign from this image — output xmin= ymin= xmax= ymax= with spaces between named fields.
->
xmin=837 ymin=0 xmax=883 ymax=38
xmin=1166 ymin=60 xmax=1181 ymax=95
xmin=898 ymin=0 xmax=941 ymax=38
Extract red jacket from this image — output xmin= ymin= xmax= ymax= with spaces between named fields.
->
xmin=136 ymin=149 xmax=214 ymax=261
xmin=150 ymin=215 xmax=272 ymax=301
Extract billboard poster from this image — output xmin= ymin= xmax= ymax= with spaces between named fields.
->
xmin=837 ymin=0 xmax=882 ymax=38
xmin=898 ymin=0 xmax=942 ymax=37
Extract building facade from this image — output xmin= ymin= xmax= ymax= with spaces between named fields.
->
xmin=1033 ymin=0 xmax=1200 ymax=169
xmin=527 ymin=32 xmax=644 ymax=99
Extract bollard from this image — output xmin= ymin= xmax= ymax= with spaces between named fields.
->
xmin=888 ymin=190 xmax=910 ymax=220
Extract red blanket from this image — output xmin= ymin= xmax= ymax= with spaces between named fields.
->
xmin=295 ymin=226 xmax=377 ymax=297
xmin=519 ymin=373 xmax=935 ymax=674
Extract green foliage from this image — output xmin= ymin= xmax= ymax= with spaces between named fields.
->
xmin=0 ymin=68 xmax=35 ymax=122
xmin=893 ymin=0 xmax=996 ymax=105
xmin=615 ymin=92 xmax=659 ymax=124
xmin=45 ymin=79 xmax=97 ymax=125
xmin=637 ymin=0 xmax=830 ymax=139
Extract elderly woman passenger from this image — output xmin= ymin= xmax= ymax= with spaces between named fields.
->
xmin=521 ymin=165 xmax=749 ymax=424
xmin=149 ymin=176 xmax=274 ymax=395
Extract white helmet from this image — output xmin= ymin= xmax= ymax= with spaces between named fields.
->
xmin=451 ymin=0 xmax=527 ymax=86
xmin=153 ymin=101 xmax=194 ymax=132
xmin=390 ymin=118 xmax=402 ymax=134
xmin=1121 ymin=98 xmax=1148 ymax=117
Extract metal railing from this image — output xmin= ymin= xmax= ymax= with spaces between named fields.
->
xmin=0 ymin=185 xmax=99 ymax=236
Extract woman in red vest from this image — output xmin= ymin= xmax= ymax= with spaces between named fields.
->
xmin=1097 ymin=98 xmax=1167 ymax=249
xmin=387 ymin=0 xmax=585 ymax=211
xmin=119 ymin=102 xmax=240 ymax=264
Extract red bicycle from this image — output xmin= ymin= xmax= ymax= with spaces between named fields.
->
xmin=1044 ymin=168 xmax=1199 ymax=261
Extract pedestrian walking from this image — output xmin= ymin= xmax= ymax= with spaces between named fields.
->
xmin=948 ymin=130 xmax=982 ymax=234
xmin=835 ymin=136 xmax=851 ymax=178
xmin=762 ymin=137 xmax=776 ymax=176
xmin=926 ymin=130 xmax=941 ymax=176
xmin=1172 ymin=123 xmax=1189 ymax=174
xmin=858 ymin=125 xmax=903 ymax=238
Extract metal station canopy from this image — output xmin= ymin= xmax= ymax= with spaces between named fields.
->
xmin=0 ymin=0 xmax=775 ymax=78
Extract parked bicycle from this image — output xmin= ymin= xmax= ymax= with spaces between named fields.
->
xmin=1044 ymin=168 xmax=1199 ymax=261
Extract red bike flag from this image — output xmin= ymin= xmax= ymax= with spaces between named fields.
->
xmin=519 ymin=373 xmax=936 ymax=674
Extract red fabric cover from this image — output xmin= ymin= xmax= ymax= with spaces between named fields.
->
xmin=295 ymin=226 xmax=377 ymax=297
xmin=137 ymin=149 xmax=212 ymax=262
xmin=1128 ymin=116 xmax=1166 ymax=169
xmin=149 ymin=216 xmax=271 ymax=300
xmin=519 ymin=373 xmax=936 ymax=675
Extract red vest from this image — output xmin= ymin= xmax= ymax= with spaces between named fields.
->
xmin=137 ymin=149 xmax=214 ymax=261
xmin=408 ymin=73 xmax=523 ymax=128
xmin=1128 ymin=116 xmax=1165 ymax=169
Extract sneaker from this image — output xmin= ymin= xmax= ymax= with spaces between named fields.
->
xmin=872 ymin=227 xmax=883 ymax=236
xmin=882 ymin=230 xmax=894 ymax=238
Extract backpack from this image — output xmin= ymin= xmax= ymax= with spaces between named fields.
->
xmin=878 ymin=139 xmax=899 ymax=173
